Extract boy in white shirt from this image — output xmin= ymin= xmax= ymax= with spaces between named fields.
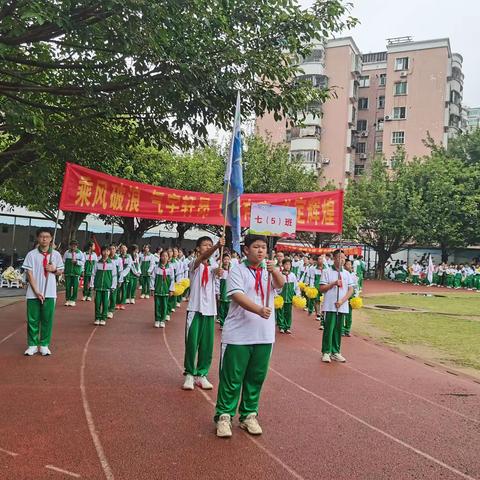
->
xmin=342 ymin=259 xmax=358 ymax=337
xmin=215 ymin=234 xmax=285 ymax=438
xmin=22 ymin=228 xmax=64 ymax=356
xmin=63 ymin=239 xmax=85 ymax=306
xmin=182 ymin=236 xmax=225 ymax=391
xmin=320 ymin=249 xmax=354 ymax=363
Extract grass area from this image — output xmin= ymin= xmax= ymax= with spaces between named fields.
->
xmin=364 ymin=293 xmax=480 ymax=316
xmin=356 ymin=292 xmax=480 ymax=372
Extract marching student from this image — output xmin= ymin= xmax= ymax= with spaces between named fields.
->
xmin=215 ymin=234 xmax=285 ymax=438
xmin=126 ymin=244 xmax=141 ymax=304
xmin=291 ymin=254 xmax=301 ymax=277
xmin=152 ymin=250 xmax=175 ymax=328
xmin=82 ymin=241 xmax=97 ymax=302
xmin=107 ymin=244 xmax=122 ymax=318
xmin=182 ymin=236 xmax=225 ymax=391
xmin=63 ymin=239 xmax=85 ymax=306
xmin=116 ymin=244 xmax=132 ymax=310
xmin=320 ymin=249 xmax=354 ymax=364
xmin=22 ymin=228 xmax=64 ymax=356
xmin=216 ymin=253 xmax=232 ymax=328
xmin=139 ymin=244 xmax=155 ymax=299
xmin=91 ymin=245 xmax=118 ymax=326
xmin=278 ymin=258 xmax=300 ymax=334
xmin=353 ymin=255 xmax=366 ymax=291
xmin=411 ymin=260 xmax=422 ymax=285
xmin=342 ymin=259 xmax=358 ymax=337
xmin=454 ymin=265 xmax=463 ymax=289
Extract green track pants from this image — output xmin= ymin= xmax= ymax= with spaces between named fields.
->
xmin=26 ymin=298 xmax=56 ymax=347
xmin=65 ymin=276 xmax=79 ymax=302
xmin=184 ymin=312 xmax=215 ymax=376
xmin=95 ymin=290 xmax=110 ymax=321
xmin=322 ymin=311 xmax=346 ymax=354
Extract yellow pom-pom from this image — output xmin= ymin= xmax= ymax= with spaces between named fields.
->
xmin=305 ymin=287 xmax=319 ymax=299
xmin=298 ymin=282 xmax=306 ymax=292
xmin=173 ymin=283 xmax=186 ymax=297
xmin=350 ymin=297 xmax=363 ymax=309
xmin=292 ymin=295 xmax=307 ymax=309
xmin=274 ymin=295 xmax=284 ymax=309
xmin=180 ymin=278 xmax=190 ymax=288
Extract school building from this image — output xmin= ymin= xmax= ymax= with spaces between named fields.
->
xmin=255 ymin=36 xmax=466 ymax=188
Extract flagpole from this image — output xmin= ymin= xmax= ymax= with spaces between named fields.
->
xmin=42 ymin=209 xmax=61 ymax=304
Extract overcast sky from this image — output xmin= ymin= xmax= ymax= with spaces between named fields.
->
xmin=302 ymin=0 xmax=479 ymax=106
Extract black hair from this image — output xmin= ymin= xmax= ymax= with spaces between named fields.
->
xmin=196 ymin=236 xmax=213 ymax=247
xmin=344 ymin=258 xmax=352 ymax=265
xmin=311 ymin=255 xmax=319 ymax=261
xmin=333 ymin=249 xmax=344 ymax=257
xmin=100 ymin=245 xmax=110 ymax=252
xmin=243 ymin=234 xmax=268 ymax=248
xmin=109 ymin=243 xmax=117 ymax=248
xmin=223 ymin=252 xmax=231 ymax=259
xmin=282 ymin=258 xmax=292 ymax=266
xmin=142 ymin=244 xmax=150 ymax=250
xmin=69 ymin=239 xmax=78 ymax=245
xmin=36 ymin=227 xmax=53 ymax=237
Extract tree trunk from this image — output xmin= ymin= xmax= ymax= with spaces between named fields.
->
xmin=440 ymin=243 xmax=449 ymax=263
xmin=176 ymin=223 xmax=191 ymax=245
xmin=374 ymin=249 xmax=390 ymax=279
xmin=59 ymin=211 xmax=86 ymax=252
xmin=119 ymin=217 xmax=143 ymax=245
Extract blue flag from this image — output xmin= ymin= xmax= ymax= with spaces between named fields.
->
xmin=222 ymin=92 xmax=244 ymax=253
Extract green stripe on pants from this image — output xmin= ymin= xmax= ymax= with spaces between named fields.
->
xmin=155 ymin=295 xmax=169 ymax=322
xmin=322 ymin=311 xmax=346 ymax=354
xmin=215 ymin=343 xmax=272 ymax=421
xmin=184 ymin=312 xmax=214 ymax=376
xmin=95 ymin=290 xmax=110 ymax=321
xmin=27 ymin=298 xmax=56 ymax=347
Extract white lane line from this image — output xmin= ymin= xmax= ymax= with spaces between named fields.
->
xmin=162 ymin=329 xmax=305 ymax=480
xmin=45 ymin=465 xmax=81 ymax=478
xmin=270 ymin=367 xmax=479 ymax=480
xmin=0 ymin=325 xmax=23 ymax=345
xmin=0 ymin=447 xmax=19 ymax=457
xmin=80 ymin=327 xmax=114 ymax=480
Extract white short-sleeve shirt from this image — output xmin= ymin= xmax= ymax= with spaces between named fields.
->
xmin=221 ymin=263 xmax=275 ymax=345
xmin=187 ymin=261 xmax=217 ymax=316
xmin=22 ymin=248 xmax=64 ymax=299
xmin=320 ymin=267 xmax=354 ymax=314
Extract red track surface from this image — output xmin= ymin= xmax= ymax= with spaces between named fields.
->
xmin=1 ymin=280 xmax=480 ymax=480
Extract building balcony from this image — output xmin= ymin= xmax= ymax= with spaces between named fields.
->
xmin=290 ymin=137 xmax=321 ymax=153
xmin=287 ymin=125 xmax=321 ymax=141
xmin=449 ymin=102 xmax=461 ymax=117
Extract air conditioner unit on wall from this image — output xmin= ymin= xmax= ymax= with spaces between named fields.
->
xmin=385 ymin=115 xmax=390 ymax=121
xmin=361 ymin=131 xmax=367 ymax=137
xmin=359 ymin=153 xmax=367 ymax=160
xmin=322 ymin=158 xmax=330 ymax=165
xmin=400 ymin=71 xmax=408 ymax=78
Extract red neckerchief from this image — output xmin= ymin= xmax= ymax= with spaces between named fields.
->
xmin=161 ymin=264 xmax=167 ymax=280
xmin=201 ymin=262 xmax=209 ymax=287
xmin=248 ymin=265 xmax=265 ymax=304
xmin=103 ymin=259 xmax=107 ymax=271
xmin=72 ymin=249 xmax=76 ymax=262
xmin=88 ymin=252 xmax=93 ymax=261
xmin=40 ymin=249 xmax=50 ymax=278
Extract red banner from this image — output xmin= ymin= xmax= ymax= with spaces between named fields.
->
xmin=276 ymin=244 xmax=362 ymax=256
xmin=60 ymin=163 xmax=343 ymax=233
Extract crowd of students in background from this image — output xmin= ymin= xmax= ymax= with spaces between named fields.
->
xmin=387 ymin=258 xmax=480 ymax=290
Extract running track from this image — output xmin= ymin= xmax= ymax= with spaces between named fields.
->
xmin=1 ymin=281 xmax=479 ymax=480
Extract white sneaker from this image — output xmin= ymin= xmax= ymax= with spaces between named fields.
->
xmin=331 ymin=353 xmax=346 ymax=363
xmin=171 ymin=308 xmax=176 ymax=313
xmin=86 ymin=297 xmax=92 ymax=302
xmin=24 ymin=346 xmax=38 ymax=356
xmin=176 ymin=303 xmax=181 ymax=308
xmin=82 ymin=296 xmax=87 ymax=301
xmin=107 ymin=312 xmax=113 ymax=319
xmin=322 ymin=353 xmax=331 ymax=363
xmin=154 ymin=321 xmax=160 ymax=328
xmin=140 ymin=294 xmax=145 ymax=299
xmin=131 ymin=299 xmax=136 ymax=304
xmin=195 ymin=376 xmax=213 ymax=390
xmin=94 ymin=320 xmax=100 ymax=325
xmin=145 ymin=295 xmax=150 ymax=299
xmin=126 ymin=299 xmax=131 ymax=304
xmin=159 ymin=322 xmax=166 ymax=328
xmin=182 ymin=374 xmax=195 ymax=390
xmin=100 ymin=320 xmax=106 ymax=326
xmin=216 ymin=414 xmax=232 ymax=438
xmin=240 ymin=413 xmax=262 ymax=435
xmin=319 ymin=325 xmax=324 ymax=330
xmin=71 ymin=301 xmax=76 ymax=307
xmin=64 ymin=301 xmax=70 ymax=306
xmin=40 ymin=346 xmax=51 ymax=356
xmin=166 ymin=315 xmax=171 ymax=321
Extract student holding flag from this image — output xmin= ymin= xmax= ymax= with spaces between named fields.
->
xmin=82 ymin=241 xmax=98 ymax=302
xmin=22 ymin=228 xmax=64 ymax=356
xmin=63 ymin=239 xmax=85 ymax=306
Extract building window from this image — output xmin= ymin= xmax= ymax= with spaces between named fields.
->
xmin=291 ymin=150 xmax=318 ymax=165
xmin=395 ymin=57 xmax=409 ymax=71
xmin=357 ymin=142 xmax=366 ymax=154
xmin=377 ymin=96 xmax=385 ymax=109
xmin=302 ymin=49 xmax=324 ymax=63
xmin=356 ymin=119 xmax=367 ymax=131
xmin=393 ymin=106 xmax=406 ymax=119
xmin=394 ymin=81 xmax=407 ymax=95
xmin=376 ymin=119 xmax=384 ymax=131
xmin=358 ymin=97 xmax=369 ymax=110
xmin=379 ymin=73 xmax=387 ymax=86
xmin=392 ymin=131 xmax=405 ymax=144
xmin=354 ymin=164 xmax=365 ymax=176
xmin=375 ymin=140 xmax=383 ymax=152
xmin=359 ymin=75 xmax=370 ymax=87
xmin=450 ymin=90 xmax=461 ymax=105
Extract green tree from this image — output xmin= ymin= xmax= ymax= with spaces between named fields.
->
xmin=0 ymin=0 xmax=357 ymax=182
xmin=344 ymin=157 xmax=426 ymax=278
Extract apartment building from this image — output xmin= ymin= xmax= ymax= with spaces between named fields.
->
xmin=465 ymin=107 xmax=480 ymax=131
xmin=355 ymin=37 xmax=464 ymax=174
xmin=255 ymin=36 xmax=465 ymax=185
xmin=255 ymin=37 xmax=362 ymax=188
